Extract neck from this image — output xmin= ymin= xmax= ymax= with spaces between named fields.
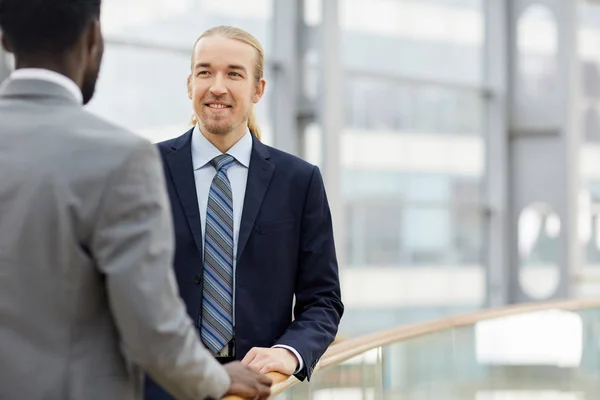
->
xmin=200 ymin=124 xmax=247 ymax=153
xmin=15 ymin=56 xmax=82 ymax=87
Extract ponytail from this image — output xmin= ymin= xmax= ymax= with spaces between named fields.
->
xmin=247 ymin=108 xmax=261 ymax=141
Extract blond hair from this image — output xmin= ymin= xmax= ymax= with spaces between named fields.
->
xmin=189 ymin=26 xmax=264 ymax=141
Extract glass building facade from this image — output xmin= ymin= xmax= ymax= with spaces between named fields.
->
xmin=1 ymin=0 xmax=598 ymax=339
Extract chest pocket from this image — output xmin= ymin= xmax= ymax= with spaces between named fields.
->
xmin=258 ymin=219 xmax=296 ymax=235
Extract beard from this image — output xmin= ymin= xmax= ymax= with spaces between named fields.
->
xmin=81 ymin=69 xmax=99 ymax=105
xmin=200 ymin=110 xmax=235 ymax=135
xmin=81 ymin=44 xmax=103 ymax=105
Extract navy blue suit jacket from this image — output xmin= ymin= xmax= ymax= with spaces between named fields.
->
xmin=144 ymin=129 xmax=343 ymax=400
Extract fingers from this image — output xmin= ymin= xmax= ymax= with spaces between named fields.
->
xmin=242 ymin=372 xmax=270 ymax=400
xmin=234 ymin=384 xmax=269 ymax=400
xmin=259 ymin=363 xmax=278 ymax=375
xmin=241 ymin=347 xmax=258 ymax=365
xmin=247 ymin=357 xmax=269 ymax=373
xmin=255 ymin=382 xmax=271 ymax=400
xmin=229 ymin=382 xmax=256 ymax=399
xmin=243 ymin=347 xmax=296 ymax=375
xmin=244 ymin=348 xmax=270 ymax=372
xmin=257 ymin=373 xmax=273 ymax=386
xmin=224 ymin=361 xmax=272 ymax=400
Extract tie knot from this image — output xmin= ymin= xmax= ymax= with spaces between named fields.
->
xmin=211 ymin=154 xmax=235 ymax=172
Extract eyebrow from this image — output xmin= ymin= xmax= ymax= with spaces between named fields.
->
xmin=194 ymin=63 xmax=247 ymax=73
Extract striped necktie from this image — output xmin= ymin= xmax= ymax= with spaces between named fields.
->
xmin=201 ymin=153 xmax=235 ymax=355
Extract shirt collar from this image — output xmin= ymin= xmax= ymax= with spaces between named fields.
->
xmin=191 ymin=124 xmax=253 ymax=171
xmin=9 ymin=68 xmax=83 ymax=104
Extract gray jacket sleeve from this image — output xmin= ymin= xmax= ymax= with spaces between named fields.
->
xmin=90 ymin=138 xmax=229 ymax=400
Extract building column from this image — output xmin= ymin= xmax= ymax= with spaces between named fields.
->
xmin=506 ymin=0 xmax=580 ymax=302
xmin=270 ymin=0 xmax=304 ymax=156
xmin=484 ymin=0 xmax=510 ymax=307
xmin=320 ymin=0 xmax=345 ymax=267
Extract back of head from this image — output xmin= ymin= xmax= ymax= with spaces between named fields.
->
xmin=0 ymin=0 xmax=103 ymax=104
xmin=0 ymin=0 xmax=101 ymax=56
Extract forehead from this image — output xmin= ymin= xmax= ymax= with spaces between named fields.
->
xmin=192 ymin=35 xmax=256 ymax=68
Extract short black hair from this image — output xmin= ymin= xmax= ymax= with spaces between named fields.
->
xmin=0 ymin=0 xmax=101 ymax=55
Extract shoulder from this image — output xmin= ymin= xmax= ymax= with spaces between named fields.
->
xmin=76 ymin=109 xmax=148 ymax=150
xmin=262 ymin=143 xmax=318 ymax=175
xmin=156 ymin=129 xmax=194 ymax=158
xmin=68 ymin=110 xmax=159 ymax=174
xmin=156 ymin=136 xmax=178 ymax=154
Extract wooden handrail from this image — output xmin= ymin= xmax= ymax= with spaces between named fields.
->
xmin=222 ymin=297 xmax=600 ymax=399
xmin=319 ymin=298 xmax=600 ymax=369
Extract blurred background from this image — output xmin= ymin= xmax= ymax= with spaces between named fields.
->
xmin=2 ymin=0 xmax=600 ymax=341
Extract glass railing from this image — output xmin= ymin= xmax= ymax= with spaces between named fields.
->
xmin=259 ymin=299 xmax=600 ymax=400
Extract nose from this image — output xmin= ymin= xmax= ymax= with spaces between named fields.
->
xmin=209 ymin=74 xmax=227 ymax=97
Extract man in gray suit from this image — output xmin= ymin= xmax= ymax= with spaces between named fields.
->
xmin=0 ymin=0 xmax=272 ymax=399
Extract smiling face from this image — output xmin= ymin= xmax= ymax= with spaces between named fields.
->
xmin=188 ymin=35 xmax=265 ymax=138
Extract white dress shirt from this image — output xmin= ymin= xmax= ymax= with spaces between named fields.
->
xmin=8 ymin=68 xmax=83 ymax=104
xmin=191 ymin=125 xmax=304 ymax=372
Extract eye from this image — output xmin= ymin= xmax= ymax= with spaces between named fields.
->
xmin=197 ymin=70 xmax=210 ymax=76
xmin=229 ymin=72 xmax=242 ymax=77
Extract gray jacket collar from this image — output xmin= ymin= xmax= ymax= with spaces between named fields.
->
xmin=0 ymin=78 xmax=80 ymax=105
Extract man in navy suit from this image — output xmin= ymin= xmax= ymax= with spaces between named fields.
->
xmin=144 ymin=25 xmax=343 ymax=399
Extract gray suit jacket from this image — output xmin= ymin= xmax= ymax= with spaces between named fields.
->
xmin=0 ymin=78 xmax=229 ymax=400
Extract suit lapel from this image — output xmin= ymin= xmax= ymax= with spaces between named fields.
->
xmin=237 ymin=137 xmax=274 ymax=261
xmin=166 ymin=129 xmax=204 ymax=256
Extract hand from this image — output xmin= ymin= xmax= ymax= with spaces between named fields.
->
xmin=241 ymin=347 xmax=299 ymax=376
xmin=223 ymin=361 xmax=272 ymax=400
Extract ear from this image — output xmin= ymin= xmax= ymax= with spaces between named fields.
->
xmin=85 ymin=19 xmax=102 ymax=62
xmin=1 ymin=35 xmax=13 ymax=53
xmin=187 ymin=75 xmax=193 ymax=100
xmin=253 ymin=78 xmax=266 ymax=104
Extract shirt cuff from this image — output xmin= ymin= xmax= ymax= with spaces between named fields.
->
xmin=272 ymin=345 xmax=304 ymax=374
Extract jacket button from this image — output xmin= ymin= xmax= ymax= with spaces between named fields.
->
xmin=195 ymin=273 xmax=202 ymax=284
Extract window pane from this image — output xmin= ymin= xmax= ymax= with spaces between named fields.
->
xmin=102 ymin=0 xmax=273 ymax=52
xmin=345 ymin=78 xmax=483 ymax=134
xmin=579 ymin=0 xmax=600 ymax=279
xmin=87 ymin=45 xmax=191 ymax=142
xmin=340 ymin=0 xmax=484 ymax=85
xmin=346 ymin=202 xmax=484 ymax=267
xmin=342 ymin=171 xmax=482 ymax=204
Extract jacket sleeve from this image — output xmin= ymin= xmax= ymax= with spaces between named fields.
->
xmin=91 ymin=138 xmax=230 ymax=400
xmin=274 ymin=165 xmax=344 ymax=381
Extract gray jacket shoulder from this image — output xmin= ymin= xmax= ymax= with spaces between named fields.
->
xmin=61 ymin=109 xmax=157 ymax=178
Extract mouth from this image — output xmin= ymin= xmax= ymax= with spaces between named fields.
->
xmin=205 ymin=103 xmax=232 ymax=109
